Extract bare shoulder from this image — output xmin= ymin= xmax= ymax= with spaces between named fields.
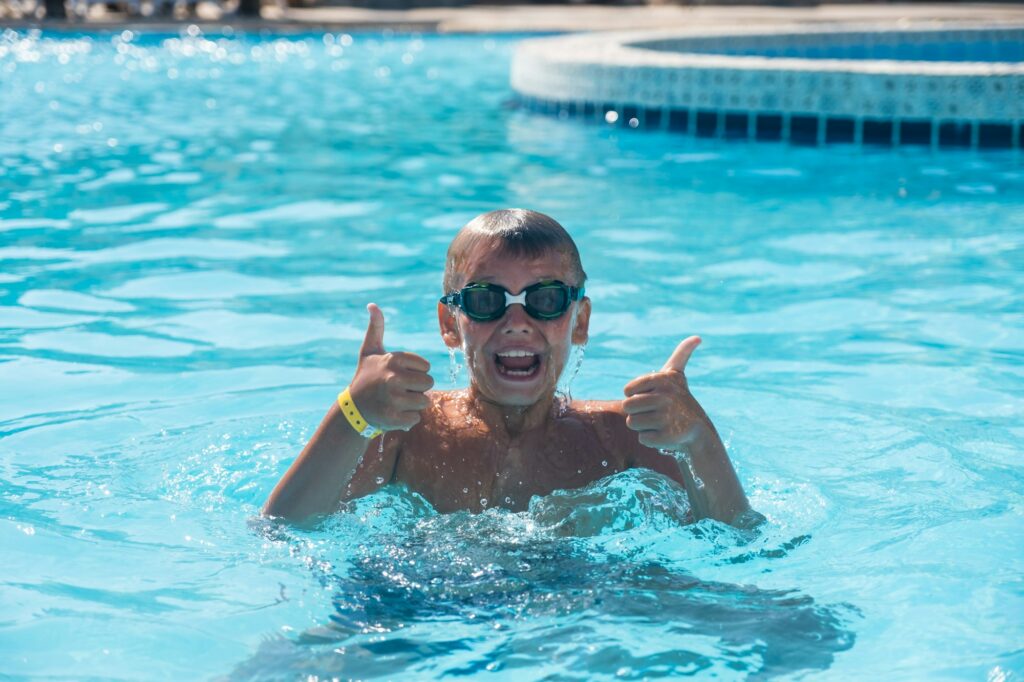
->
xmin=569 ymin=399 xmax=630 ymax=434
xmin=571 ymin=399 xmax=685 ymax=485
xmin=401 ymin=388 xmax=476 ymax=448
xmin=422 ymin=388 xmax=468 ymax=424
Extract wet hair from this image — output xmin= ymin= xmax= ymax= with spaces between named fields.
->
xmin=442 ymin=209 xmax=587 ymax=293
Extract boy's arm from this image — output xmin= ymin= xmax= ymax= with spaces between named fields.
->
xmin=261 ymin=403 xmax=400 ymax=523
xmin=262 ymin=303 xmax=433 ymax=524
xmin=621 ymin=336 xmax=752 ymax=525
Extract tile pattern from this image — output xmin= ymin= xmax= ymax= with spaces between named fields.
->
xmin=511 ymin=26 xmax=1024 ymax=147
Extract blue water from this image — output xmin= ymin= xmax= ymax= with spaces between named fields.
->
xmin=2 ymin=29 xmax=1023 ymax=680
xmin=643 ymin=31 xmax=1024 ymax=62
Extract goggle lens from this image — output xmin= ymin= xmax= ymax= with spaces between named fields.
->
xmin=526 ymin=285 xmax=569 ymax=318
xmin=443 ymin=281 xmax=582 ymax=322
xmin=462 ymin=287 xmax=506 ymax=320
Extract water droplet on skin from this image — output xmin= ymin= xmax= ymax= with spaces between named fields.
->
xmin=378 ymin=434 xmax=384 ymax=453
xmin=576 ymin=469 xmax=582 ymax=474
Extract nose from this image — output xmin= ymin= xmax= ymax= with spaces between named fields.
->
xmin=500 ymin=303 xmax=533 ymax=335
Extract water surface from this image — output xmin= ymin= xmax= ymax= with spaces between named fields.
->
xmin=1 ymin=28 xmax=1022 ymax=680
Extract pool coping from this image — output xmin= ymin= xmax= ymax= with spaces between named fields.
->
xmin=510 ymin=22 xmax=1024 ymax=147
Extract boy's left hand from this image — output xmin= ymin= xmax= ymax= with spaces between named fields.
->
xmin=622 ymin=336 xmax=704 ymax=450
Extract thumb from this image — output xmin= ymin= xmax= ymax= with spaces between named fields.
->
xmin=359 ymin=303 xmax=386 ymax=357
xmin=661 ymin=336 xmax=701 ymax=374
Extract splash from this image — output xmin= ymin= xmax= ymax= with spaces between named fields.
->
xmin=447 ymin=346 xmax=464 ymax=386
xmin=661 ymin=448 xmax=705 ymax=490
xmin=554 ymin=343 xmax=586 ymax=417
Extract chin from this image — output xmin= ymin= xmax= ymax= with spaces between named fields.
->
xmin=495 ymin=389 xmax=549 ymax=408
xmin=472 ymin=373 xmax=558 ymax=409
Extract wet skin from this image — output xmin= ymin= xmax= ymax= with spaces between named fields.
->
xmin=346 ymin=390 xmax=686 ymax=514
xmin=263 ymin=246 xmax=750 ymax=524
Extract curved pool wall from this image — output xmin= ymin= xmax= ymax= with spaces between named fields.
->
xmin=511 ymin=25 xmax=1024 ymax=148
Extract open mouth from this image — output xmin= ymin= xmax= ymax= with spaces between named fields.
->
xmin=494 ymin=350 xmax=542 ymax=380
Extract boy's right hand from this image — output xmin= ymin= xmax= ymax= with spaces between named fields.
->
xmin=348 ymin=303 xmax=434 ymax=432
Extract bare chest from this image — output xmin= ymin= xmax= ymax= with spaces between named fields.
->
xmin=394 ymin=419 xmax=624 ymax=513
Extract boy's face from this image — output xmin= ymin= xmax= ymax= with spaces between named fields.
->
xmin=438 ymin=244 xmax=590 ymax=408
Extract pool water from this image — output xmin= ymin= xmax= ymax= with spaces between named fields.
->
xmin=648 ymin=32 xmax=1024 ymax=63
xmin=1 ymin=29 xmax=1022 ymax=680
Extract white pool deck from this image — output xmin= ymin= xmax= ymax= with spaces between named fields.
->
xmin=282 ymin=3 xmax=1024 ymax=34
xmin=9 ymin=3 xmax=1024 ymax=33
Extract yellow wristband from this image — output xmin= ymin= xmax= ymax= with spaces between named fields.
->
xmin=337 ymin=387 xmax=383 ymax=439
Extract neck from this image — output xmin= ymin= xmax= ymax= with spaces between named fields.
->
xmin=466 ymin=385 xmax=558 ymax=438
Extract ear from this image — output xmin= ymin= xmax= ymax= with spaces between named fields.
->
xmin=438 ymin=302 xmax=462 ymax=348
xmin=571 ymin=296 xmax=591 ymax=346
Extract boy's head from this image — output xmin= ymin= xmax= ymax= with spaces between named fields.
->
xmin=438 ymin=209 xmax=591 ymax=408
xmin=442 ymin=209 xmax=587 ymax=295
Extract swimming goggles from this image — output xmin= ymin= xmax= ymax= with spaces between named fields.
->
xmin=440 ymin=280 xmax=585 ymax=322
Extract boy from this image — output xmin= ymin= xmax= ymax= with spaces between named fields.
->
xmin=263 ymin=209 xmax=752 ymax=525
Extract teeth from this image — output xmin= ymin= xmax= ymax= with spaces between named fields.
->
xmin=497 ymin=350 xmax=536 ymax=358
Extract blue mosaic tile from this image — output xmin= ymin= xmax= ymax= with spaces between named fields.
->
xmin=980 ymin=123 xmax=1013 ymax=148
xmin=696 ymin=110 xmax=718 ymax=137
xmin=862 ymin=119 xmax=894 ymax=146
xmin=826 ymin=118 xmax=856 ymax=144
xmin=900 ymin=120 xmax=932 ymax=146
xmin=939 ymin=121 xmax=973 ymax=147
xmin=511 ymin=26 xmax=1024 ymax=148
xmin=790 ymin=115 xmax=819 ymax=145
xmin=756 ymin=113 xmax=784 ymax=141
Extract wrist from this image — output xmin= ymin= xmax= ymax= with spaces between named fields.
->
xmin=337 ymin=386 xmax=383 ymax=439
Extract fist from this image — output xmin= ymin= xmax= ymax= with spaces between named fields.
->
xmin=348 ymin=303 xmax=434 ymax=432
xmin=622 ymin=336 xmax=704 ymax=450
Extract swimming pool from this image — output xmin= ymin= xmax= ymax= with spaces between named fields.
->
xmin=512 ymin=25 xmax=1024 ymax=149
xmin=1 ymin=28 xmax=1022 ymax=680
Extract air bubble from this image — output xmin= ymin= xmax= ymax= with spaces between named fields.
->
xmin=504 ymin=496 xmax=511 ymax=504
xmin=375 ymin=476 xmax=384 ymax=485
xmin=601 ymin=460 xmax=608 ymax=467
xmin=480 ymin=498 xmax=488 ymax=507
xmin=462 ymin=487 xmax=468 ymax=494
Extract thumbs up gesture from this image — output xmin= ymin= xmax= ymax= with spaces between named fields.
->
xmin=348 ymin=303 xmax=435 ymax=432
xmin=622 ymin=336 xmax=705 ymax=450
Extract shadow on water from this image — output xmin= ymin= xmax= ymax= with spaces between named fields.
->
xmin=229 ymin=472 xmax=857 ymax=680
